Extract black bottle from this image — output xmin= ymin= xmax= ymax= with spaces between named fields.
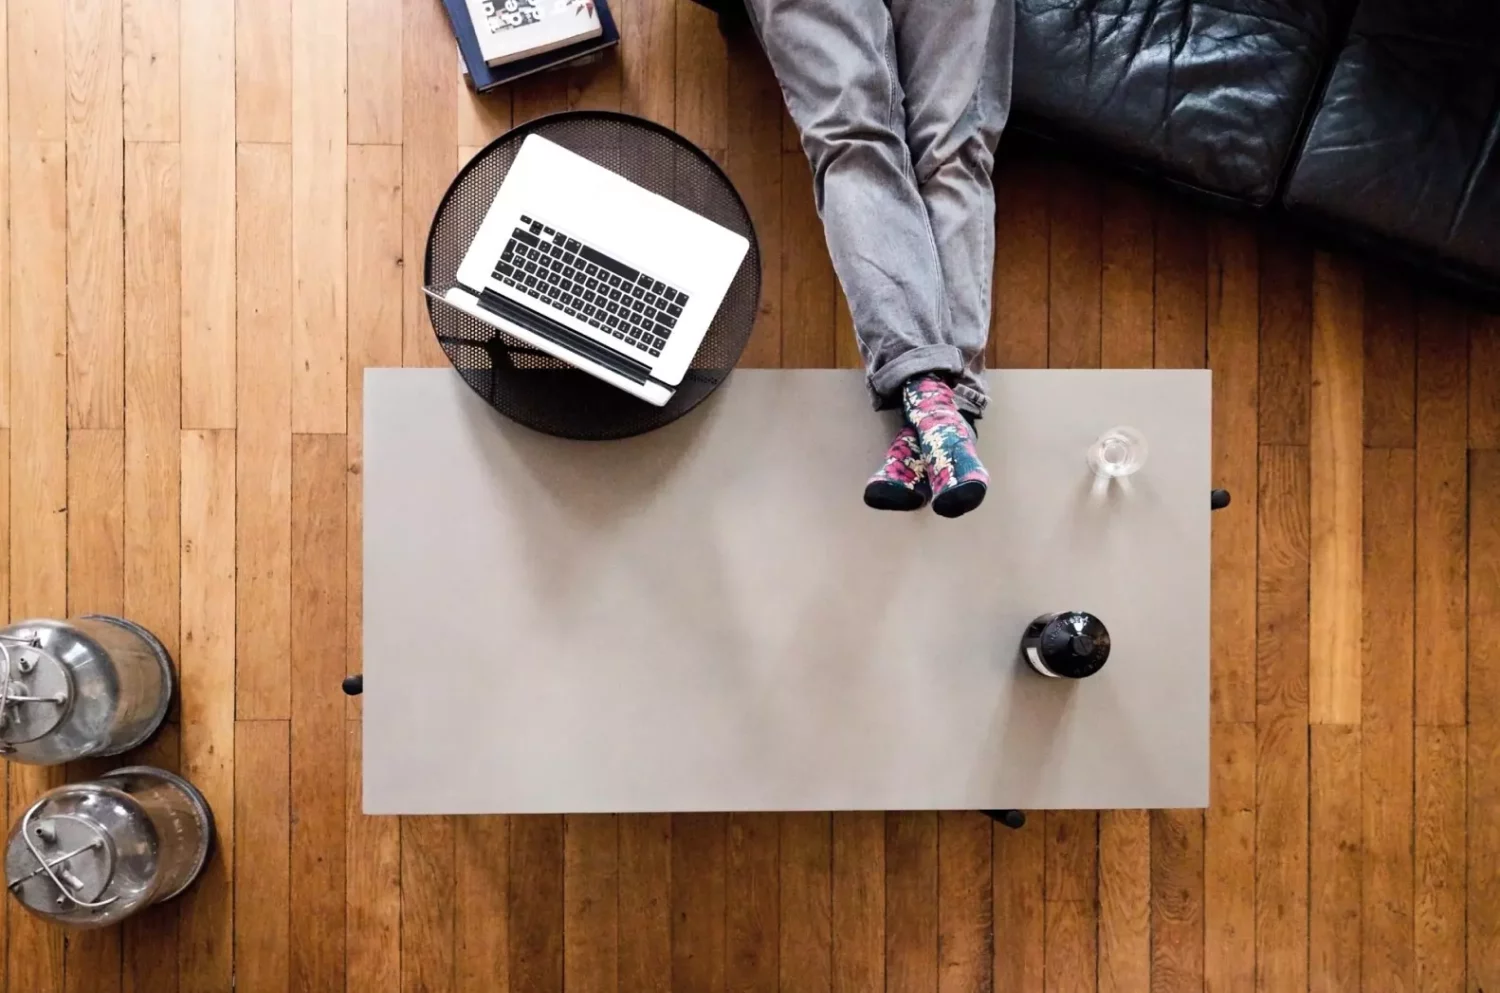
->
xmin=1020 ymin=612 xmax=1110 ymax=679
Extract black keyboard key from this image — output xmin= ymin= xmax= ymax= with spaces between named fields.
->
xmin=645 ymin=307 xmax=657 ymax=320
xmin=565 ymin=307 xmax=577 ymax=317
xmin=632 ymin=298 xmax=645 ymax=312
xmin=519 ymin=214 xmax=532 ymax=225
xmin=586 ymin=278 xmax=600 ymax=291
xmin=659 ymin=316 xmax=676 ymax=331
xmin=525 ymin=262 xmax=537 ymax=275
xmin=546 ymin=272 xmax=560 ymax=284
xmin=606 ymin=302 xmax=618 ymax=314
xmin=563 ymin=253 xmax=577 ymax=267
xmin=649 ymin=347 xmax=661 ymax=356
xmin=630 ymin=311 xmax=643 ymax=325
xmin=564 ymin=238 xmax=581 ymax=253
xmin=607 ymin=316 xmax=619 ymax=328
xmin=586 ymin=264 xmax=599 ymax=277
xmin=666 ymin=303 xmax=682 ymax=317
xmin=608 ymin=289 xmax=621 ymax=301
xmin=496 ymin=262 xmax=514 ymax=277
xmin=651 ymin=280 xmax=665 ymax=294
xmin=575 ymin=245 xmax=638 ymax=283
xmin=513 ymin=229 xmax=540 ymax=248
xmin=541 ymin=225 xmax=555 ymax=234
xmin=552 ymin=231 xmax=566 ymax=243
xmin=530 ymin=223 xmax=543 ymax=236
xmin=612 ymin=330 xmax=625 ymax=339
xmin=608 ymin=274 xmax=622 ymax=288
xmin=676 ymin=291 xmax=690 ymax=305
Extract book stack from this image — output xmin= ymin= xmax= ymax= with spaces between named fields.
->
xmin=445 ymin=0 xmax=620 ymax=93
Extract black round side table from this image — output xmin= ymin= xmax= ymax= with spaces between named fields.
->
xmin=424 ymin=111 xmax=762 ymax=440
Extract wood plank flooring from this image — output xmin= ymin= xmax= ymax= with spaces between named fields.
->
xmin=5 ymin=0 xmax=1498 ymax=989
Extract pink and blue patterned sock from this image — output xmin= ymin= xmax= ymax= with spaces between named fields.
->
xmin=901 ymin=375 xmax=988 ymax=518
xmin=863 ymin=424 xmax=932 ymax=511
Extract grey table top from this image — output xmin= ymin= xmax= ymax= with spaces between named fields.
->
xmin=362 ymin=368 xmax=1211 ymax=814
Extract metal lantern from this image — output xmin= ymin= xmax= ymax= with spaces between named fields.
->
xmin=5 ymin=766 xmax=213 ymax=928
xmin=0 ymin=616 xmax=174 ymax=765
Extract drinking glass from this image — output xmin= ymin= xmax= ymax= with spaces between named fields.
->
xmin=1087 ymin=426 xmax=1148 ymax=479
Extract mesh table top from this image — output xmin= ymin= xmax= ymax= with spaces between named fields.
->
xmin=424 ymin=111 xmax=763 ymax=440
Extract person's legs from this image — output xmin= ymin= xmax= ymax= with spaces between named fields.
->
xmin=889 ymin=0 xmax=1014 ymax=415
xmin=742 ymin=0 xmax=960 ymax=406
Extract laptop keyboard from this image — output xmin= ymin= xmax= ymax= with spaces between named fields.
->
xmin=492 ymin=216 xmax=691 ymax=359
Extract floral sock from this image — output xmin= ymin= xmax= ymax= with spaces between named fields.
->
xmin=901 ymin=374 xmax=988 ymax=518
xmin=863 ymin=424 xmax=932 ymax=511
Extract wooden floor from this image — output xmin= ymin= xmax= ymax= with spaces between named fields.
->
xmin=2 ymin=0 xmax=1498 ymax=989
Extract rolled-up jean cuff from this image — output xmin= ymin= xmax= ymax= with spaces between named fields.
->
xmin=867 ymin=343 xmax=965 ymax=409
xmin=953 ymin=382 xmax=988 ymax=416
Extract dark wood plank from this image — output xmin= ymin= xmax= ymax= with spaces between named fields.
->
xmin=673 ymin=0 xmax=726 ymax=163
xmin=672 ymin=813 xmax=726 ymax=993
xmin=234 ymin=720 xmax=290 ymax=993
xmin=564 ymin=815 xmax=619 ymax=993
xmin=1043 ymin=811 xmax=1096 ymax=993
xmin=725 ymin=813 xmax=778 ymax=993
xmin=346 ymin=723 xmax=401 ymax=991
xmin=993 ymin=812 xmax=1044 ymax=993
xmin=402 ymin=815 xmax=455 ymax=993
xmin=1153 ymin=200 xmax=1206 ymax=369
xmin=1470 ymin=450 xmax=1500 ymax=992
xmin=618 ymin=0 xmax=675 ymax=126
xmin=725 ymin=34 xmax=782 ymax=369
xmin=832 ymin=812 xmax=881 ymax=993
xmin=937 ymin=812 xmax=991 ymax=993
xmin=885 ymin=812 xmax=938 ymax=993
xmin=288 ymin=434 xmax=347 ymax=992
xmin=1150 ymin=809 xmax=1204 ymax=993
xmin=780 ymin=813 xmax=830 ymax=993
xmin=512 ymin=816 xmax=565 ymax=993
xmin=781 ymin=151 xmax=833 ymax=368
xmin=990 ymin=152 xmax=1049 ymax=370
xmin=455 ymin=816 xmax=508 ymax=993
xmin=1415 ymin=293 xmax=1469 ymax=726
xmin=1362 ymin=270 xmax=1416 ymax=447
xmin=1255 ymin=445 xmax=1309 ymax=993
xmin=1099 ymin=179 xmax=1154 ymax=369
xmin=619 ymin=815 xmax=671 ymax=993
xmin=1098 ymin=810 xmax=1148 ymax=993
xmin=1309 ymin=724 xmax=1362 ymax=993
xmin=1207 ymin=218 xmax=1260 ymax=725
xmin=1470 ymin=308 xmax=1500 ymax=447
xmin=1414 ymin=725 xmax=1466 ymax=993
xmin=1361 ymin=449 xmax=1415 ymax=989
xmin=1046 ymin=163 xmax=1101 ymax=371
xmin=1205 ymin=723 xmax=1255 ymax=993
xmin=1257 ymin=231 xmax=1312 ymax=446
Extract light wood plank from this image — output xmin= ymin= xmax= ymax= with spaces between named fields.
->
xmin=1205 ymin=722 xmax=1255 ymax=993
xmin=456 ymin=85 xmax=510 ymax=150
xmin=619 ymin=0 xmax=674 ymax=125
xmin=1415 ymin=294 xmax=1469 ymax=726
xmin=993 ymin=810 xmax=1044 ymax=993
xmin=347 ymin=723 xmax=402 ymax=991
xmin=236 ymin=143 xmax=292 ymax=720
xmin=346 ymin=144 xmax=404 ymax=719
xmin=289 ymin=433 xmax=347 ymax=992
xmin=886 ymin=812 xmax=938 ymax=993
xmin=779 ymin=813 xmax=830 ymax=993
xmin=0 ymin=11 xmax=8 ymax=433
xmin=235 ymin=0 xmax=290 ymax=141
xmin=180 ymin=0 xmax=237 ymax=429
xmin=832 ymin=812 xmax=881 ymax=993
xmin=122 ymin=722 xmax=182 ymax=993
xmin=401 ymin=0 xmax=458 ymax=369
xmin=936 ymin=812 xmax=991 ymax=993
xmin=12 ymin=0 xmax=65 ymax=140
xmin=990 ymin=152 xmax=1049 ymax=370
xmin=1414 ymin=724 xmax=1465 ymax=993
xmin=1309 ymin=724 xmax=1362 ymax=993
xmin=403 ymin=815 xmax=456 ymax=993
xmin=290 ymin=0 xmax=348 ymax=433
xmin=65 ymin=429 xmax=124 ymax=613
xmin=1257 ymin=232 xmax=1311 ymax=446
xmin=1046 ymin=164 xmax=1101 ymax=371
xmin=564 ymin=815 xmax=619 ymax=993
xmin=455 ymin=816 xmax=507 ymax=993
xmin=1153 ymin=200 xmax=1206 ymax=369
xmin=1044 ymin=899 xmax=1093 ymax=993
xmin=177 ymin=428 xmax=237 ymax=992
xmin=1098 ymin=810 xmax=1149 ymax=993
xmin=512 ymin=816 xmax=565 ymax=993
xmin=725 ymin=813 xmax=778 ymax=993
xmin=1361 ymin=448 xmax=1415 ymax=989
xmin=1044 ymin=810 xmax=1096 ymax=993
xmin=671 ymin=813 xmax=726 ymax=993
xmin=781 ymin=152 xmax=832 ymax=368
xmin=726 ymin=36 xmax=782 ymax=370
xmin=234 ymin=719 xmax=291 ymax=993
xmin=349 ymin=0 xmax=402 ymax=142
xmin=1362 ymin=272 xmax=1415 ymax=447
xmin=1150 ymin=809 xmax=1204 ymax=993
xmin=1100 ymin=180 xmax=1154 ymax=369
xmin=123 ymin=0 xmax=178 ymax=140
xmin=674 ymin=0 xmax=726 ymax=163
xmin=1255 ymin=445 xmax=1309 ymax=993
xmin=1208 ymin=218 xmax=1260 ymax=725
xmin=619 ymin=815 xmax=671 ymax=993
xmin=66 ymin=0 xmax=125 ymax=429
xmin=1309 ymin=252 xmax=1364 ymax=724
xmin=567 ymin=43 xmax=621 ymax=111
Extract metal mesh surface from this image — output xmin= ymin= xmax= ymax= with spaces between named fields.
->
xmin=424 ymin=111 xmax=762 ymax=440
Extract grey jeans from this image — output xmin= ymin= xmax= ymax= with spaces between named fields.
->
xmin=745 ymin=0 xmax=1014 ymax=415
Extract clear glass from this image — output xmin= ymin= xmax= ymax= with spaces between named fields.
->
xmin=1087 ymin=426 xmax=1148 ymax=479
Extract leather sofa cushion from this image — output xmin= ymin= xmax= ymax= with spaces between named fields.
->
xmin=1012 ymin=0 xmax=1342 ymax=206
xmin=1284 ymin=0 xmax=1500 ymax=283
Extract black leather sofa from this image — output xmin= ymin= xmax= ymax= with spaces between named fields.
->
xmin=699 ymin=0 xmax=1500 ymax=301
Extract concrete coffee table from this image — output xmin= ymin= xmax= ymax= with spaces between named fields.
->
xmin=361 ymin=368 xmax=1211 ymax=814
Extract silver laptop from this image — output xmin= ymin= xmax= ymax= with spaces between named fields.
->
xmin=429 ymin=134 xmax=751 ymax=406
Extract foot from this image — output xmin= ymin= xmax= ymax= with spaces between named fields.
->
xmin=863 ymin=424 xmax=932 ymax=511
xmin=901 ymin=375 xmax=988 ymax=518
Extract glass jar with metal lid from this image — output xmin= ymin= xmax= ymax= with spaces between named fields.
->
xmin=5 ymin=766 xmax=213 ymax=928
xmin=0 ymin=616 xmax=175 ymax=765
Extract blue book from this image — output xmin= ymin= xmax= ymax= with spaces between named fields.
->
xmin=444 ymin=0 xmax=619 ymax=93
